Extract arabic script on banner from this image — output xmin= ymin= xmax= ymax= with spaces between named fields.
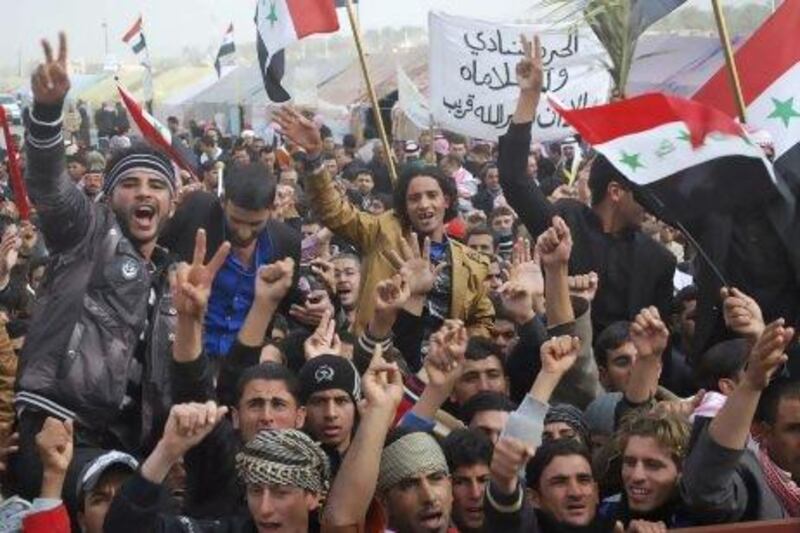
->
xmin=429 ymin=12 xmax=611 ymax=142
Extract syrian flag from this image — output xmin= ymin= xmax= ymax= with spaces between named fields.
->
xmin=122 ymin=16 xmax=149 ymax=61
xmin=255 ymin=0 xmax=339 ymax=103
xmin=693 ymin=0 xmax=800 ymax=189
xmin=549 ymin=93 xmax=779 ymax=223
xmin=116 ymin=82 xmax=197 ymax=177
xmin=214 ymin=23 xmax=236 ymax=78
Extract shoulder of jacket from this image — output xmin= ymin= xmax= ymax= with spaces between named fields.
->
xmin=451 ymin=240 xmax=491 ymax=268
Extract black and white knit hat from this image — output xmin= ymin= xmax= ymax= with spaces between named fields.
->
xmin=298 ymin=355 xmax=361 ymax=405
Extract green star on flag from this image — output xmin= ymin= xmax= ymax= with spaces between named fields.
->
xmin=267 ymin=1 xmax=279 ymax=26
xmin=619 ymin=151 xmax=645 ymax=171
xmin=767 ymin=96 xmax=800 ymax=128
xmin=677 ymin=130 xmax=692 ymax=144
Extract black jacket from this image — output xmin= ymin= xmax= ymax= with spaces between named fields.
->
xmin=16 ymin=101 xmax=178 ymax=451
xmin=498 ymin=121 xmax=676 ymax=335
xmin=160 ymin=190 xmax=301 ymax=267
xmin=105 ymin=473 xmax=259 ymax=533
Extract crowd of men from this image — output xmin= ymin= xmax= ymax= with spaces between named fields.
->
xmin=0 ymin=29 xmax=798 ymax=533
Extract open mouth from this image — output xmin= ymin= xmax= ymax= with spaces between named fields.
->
xmin=133 ymin=204 xmax=156 ymax=226
xmin=417 ymin=211 xmax=435 ymax=223
xmin=322 ymin=426 xmax=341 ymax=438
xmin=256 ymin=521 xmax=283 ymax=531
xmin=628 ymin=486 xmax=651 ymax=500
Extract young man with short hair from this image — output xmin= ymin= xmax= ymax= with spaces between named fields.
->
xmin=442 ymin=428 xmax=494 ymax=533
xmin=160 ymin=162 xmax=303 ymax=360
xmin=332 ymin=253 xmax=361 ymax=328
xmin=298 ymin=354 xmax=360 ymax=475
xmin=450 ymin=338 xmax=508 ymax=407
xmin=459 ymin=390 xmax=514 ymax=445
xmin=594 ymin=321 xmax=636 ymax=393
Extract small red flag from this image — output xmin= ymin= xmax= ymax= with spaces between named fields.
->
xmin=0 ymin=106 xmax=31 ymax=220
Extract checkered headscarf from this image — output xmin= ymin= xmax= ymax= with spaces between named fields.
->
xmin=236 ymin=429 xmax=330 ymax=495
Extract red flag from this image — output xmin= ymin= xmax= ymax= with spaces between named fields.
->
xmin=116 ymin=81 xmax=196 ymax=179
xmin=0 ymin=106 xmax=31 ymax=220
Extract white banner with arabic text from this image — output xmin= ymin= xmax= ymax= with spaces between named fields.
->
xmin=429 ymin=11 xmax=611 ymax=142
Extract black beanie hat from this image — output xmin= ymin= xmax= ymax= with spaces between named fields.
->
xmin=298 ymin=355 xmax=361 ymax=405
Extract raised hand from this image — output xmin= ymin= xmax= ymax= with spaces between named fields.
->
xmin=386 ymin=232 xmax=443 ymax=297
xmin=35 ymin=417 xmax=74 ymax=476
xmin=303 ymin=308 xmax=342 ymax=360
xmin=159 ymin=401 xmax=229 ymax=461
xmin=721 ymin=287 xmax=765 ymax=342
xmin=171 ymin=229 xmax=231 ymax=320
xmin=536 ymin=216 xmax=572 ymax=269
xmin=0 ymin=228 xmax=21 ymax=284
xmin=360 ymin=344 xmax=404 ymax=413
xmin=568 ymin=272 xmax=599 ymax=302
xmin=424 ymin=320 xmax=467 ymax=389
xmin=491 ymin=436 xmax=534 ymax=495
xmin=498 ymin=281 xmax=536 ymax=325
xmin=255 ymin=258 xmax=295 ymax=306
xmin=310 ymin=258 xmax=337 ymax=296
xmin=289 ymin=288 xmax=335 ymax=327
xmin=516 ymin=35 xmax=543 ymax=94
xmin=540 ymin=335 xmax=580 ymax=376
xmin=273 ymin=106 xmax=323 ymax=158
xmin=745 ymin=319 xmax=794 ymax=390
xmin=508 ymin=237 xmax=543 ymax=298
xmin=374 ymin=274 xmax=411 ymax=314
xmin=629 ymin=307 xmax=669 ymax=360
xmin=31 ymin=32 xmax=70 ymax=105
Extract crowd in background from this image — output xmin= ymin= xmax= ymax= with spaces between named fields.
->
xmin=0 ymin=31 xmax=798 ymax=533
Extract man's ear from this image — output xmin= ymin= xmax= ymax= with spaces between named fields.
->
xmin=607 ymin=181 xmax=625 ymax=203
xmin=305 ymin=491 xmax=321 ymax=512
xmin=718 ymin=377 xmax=737 ymax=396
xmin=295 ymin=406 xmax=306 ymax=429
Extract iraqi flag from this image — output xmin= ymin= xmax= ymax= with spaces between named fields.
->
xmin=116 ymin=82 xmax=198 ymax=178
xmin=214 ymin=24 xmax=236 ymax=78
xmin=122 ymin=16 xmax=149 ymax=61
xmin=255 ymin=0 xmax=339 ymax=103
xmin=549 ymin=93 xmax=780 ymax=223
xmin=693 ymin=0 xmax=800 ymax=190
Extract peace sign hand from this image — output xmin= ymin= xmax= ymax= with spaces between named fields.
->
xmin=516 ymin=34 xmax=543 ymax=94
xmin=31 ymin=32 xmax=71 ymax=105
xmin=171 ymin=229 xmax=231 ymax=320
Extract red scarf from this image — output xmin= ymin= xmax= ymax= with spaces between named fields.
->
xmin=754 ymin=436 xmax=800 ymax=517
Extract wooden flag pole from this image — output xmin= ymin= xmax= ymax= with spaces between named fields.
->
xmin=344 ymin=0 xmax=398 ymax=184
xmin=710 ymin=0 xmax=748 ymax=123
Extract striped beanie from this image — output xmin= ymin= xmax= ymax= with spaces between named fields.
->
xmin=102 ymin=150 xmax=177 ymax=197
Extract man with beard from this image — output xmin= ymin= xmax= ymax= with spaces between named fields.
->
xmin=160 ymin=162 xmax=302 ymax=360
xmin=499 ymin=36 xmax=675 ymax=337
xmin=11 ymin=33 xmax=228 ymax=500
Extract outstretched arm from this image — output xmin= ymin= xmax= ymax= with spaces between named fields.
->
xmin=323 ymin=346 xmax=404 ymax=527
xmin=273 ymin=107 xmax=380 ymax=250
xmin=498 ymin=35 xmax=555 ymax=240
xmin=26 ymin=33 xmax=92 ymax=253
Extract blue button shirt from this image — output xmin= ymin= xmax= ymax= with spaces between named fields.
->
xmin=204 ymin=230 xmax=274 ymax=358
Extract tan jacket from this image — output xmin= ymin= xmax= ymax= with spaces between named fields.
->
xmin=305 ymin=168 xmax=494 ymax=337
xmin=0 ymin=323 xmax=17 ymax=440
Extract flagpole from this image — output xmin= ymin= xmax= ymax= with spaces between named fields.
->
xmin=343 ymin=0 xmax=398 ymax=185
xmin=710 ymin=0 xmax=748 ymax=123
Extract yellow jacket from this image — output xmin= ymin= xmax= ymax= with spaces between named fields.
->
xmin=305 ymin=168 xmax=494 ymax=337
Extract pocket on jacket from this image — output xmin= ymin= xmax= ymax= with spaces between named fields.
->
xmin=56 ymin=295 xmax=134 ymax=419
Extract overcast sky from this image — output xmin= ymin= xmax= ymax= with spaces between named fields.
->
xmin=2 ymin=0 xmax=770 ymax=71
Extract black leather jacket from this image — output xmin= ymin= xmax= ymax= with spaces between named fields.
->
xmin=15 ymin=101 xmax=177 ymax=450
